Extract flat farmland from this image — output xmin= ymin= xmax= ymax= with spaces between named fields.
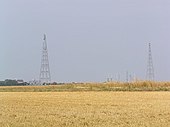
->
xmin=0 ymin=92 xmax=170 ymax=127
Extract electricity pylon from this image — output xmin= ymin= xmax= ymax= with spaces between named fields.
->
xmin=146 ymin=43 xmax=154 ymax=81
xmin=39 ymin=34 xmax=51 ymax=84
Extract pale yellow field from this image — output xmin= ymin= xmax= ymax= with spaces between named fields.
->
xmin=0 ymin=92 xmax=170 ymax=127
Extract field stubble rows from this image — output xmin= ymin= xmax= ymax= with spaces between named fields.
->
xmin=0 ymin=92 xmax=170 ymax=127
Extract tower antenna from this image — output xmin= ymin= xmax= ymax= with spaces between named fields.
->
xmin=39 ymin=34 xmax=51 ymax=84
xmin=146 ymin=43 xmax=154 ymax=81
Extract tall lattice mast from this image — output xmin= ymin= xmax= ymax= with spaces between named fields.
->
xmin=146 ymin=43 xmax=154 ymax=81
xmin=39 ymin=34 xmax=51 ymax=83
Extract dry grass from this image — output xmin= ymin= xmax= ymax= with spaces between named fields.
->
xmin=0 ymin=92 xmax=170 ymax=127
xmin=0 ymin=81 xmax=170 ymax=92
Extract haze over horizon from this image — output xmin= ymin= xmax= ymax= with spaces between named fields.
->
xmin=1 ymin=0 xmax=170 ymax=82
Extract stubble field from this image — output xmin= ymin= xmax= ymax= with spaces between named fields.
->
xmin=0 ymin=92 xmax=170 ymax=127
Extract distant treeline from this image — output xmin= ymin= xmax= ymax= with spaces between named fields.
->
xmin=0 ymin=79 xmax=28 ymax=86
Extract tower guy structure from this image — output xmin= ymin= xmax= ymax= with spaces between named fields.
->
xmin=39 ymin=34 xmax=51 ymax=84
xmin=146 ymin=43 xmax=154 ymax=81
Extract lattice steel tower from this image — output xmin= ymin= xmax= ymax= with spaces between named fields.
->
xmin=146 ymin=43 xmax=154 ymax=81
xmin=39 ymin=34 xmax=51 ymax=83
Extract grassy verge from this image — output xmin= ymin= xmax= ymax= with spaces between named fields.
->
xmin=0 ymin=81 xmax=170 ymax=92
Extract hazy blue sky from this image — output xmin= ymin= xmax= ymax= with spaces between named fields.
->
xmin=1 ymin=0 xmax=170 ymax=82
